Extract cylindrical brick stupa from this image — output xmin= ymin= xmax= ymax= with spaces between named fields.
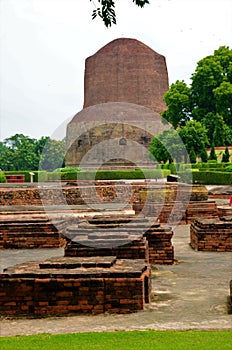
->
xmin=83 ymin=38 xmax=169 ymax=113
xmin=66 ymin=38 xmax=169 ymax=168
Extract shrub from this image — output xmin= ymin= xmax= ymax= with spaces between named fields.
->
xmin=222 ymin=147 xmax=230 ymax=163
xmin=54 ymin=167 xmax=81 ymax=172
xmin=76 ymin=169 xmax=171 ymax=181
xmin=225 ymin=165 xmax=232 ymax=172
xmin=192 ymin=171 xmax=232 ymax=185
xmin=189 ymin=147 xmax=197 ymax=163
xmin=0 ymin=172 xmax=7 ymax=183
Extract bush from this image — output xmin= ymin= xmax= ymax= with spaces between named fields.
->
xmin=225 ymin=165 xmax=232 ymax=172
xmin=54 ymin=167 xmax=81 ymax=172
xmin=192 ymin=171 xmax=232 ymax=185
xmin=76 ymin=169 xmax=171 ymax=181
xmin=0 ymin=172 xmax=7 ymax=183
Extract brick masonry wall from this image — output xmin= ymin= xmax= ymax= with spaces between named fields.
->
xmin=144 ymin=225 xmax=174 ymax=265
xmin=0 ymin=216 xmax=66 ymax=249
xmin=190 ymin=217 xmax=232 ymax=251
xmin=65 ymin=238 xmax=149 ymax=261
xmin=0 ymin=257 xmax=151 ymax=316
xmin=83 ymin=38 xmax=168 ymax=113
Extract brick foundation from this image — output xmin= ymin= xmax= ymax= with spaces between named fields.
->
xmin=190 ymin=217 xmax=232 ymax=251
xmin=0 ymin=215 xmax=66 ymax=249
xmin=64 ymin=216 xmax=174 ymax=265
xmin=0 ymin=256 xmax=151 ymax=316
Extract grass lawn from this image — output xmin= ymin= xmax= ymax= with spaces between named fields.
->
xmin=0 ymin=330 xmax=231 ymax=350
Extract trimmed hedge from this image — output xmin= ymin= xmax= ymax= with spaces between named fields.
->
xmin=179 ymin=170 xmax=232 ymax=185
xmin=0 ymin=172 xmax=7 ymax=183
xmin=78 ymin=169 xmax=171 ymax=180
xmin=193 ymin=171 xmax=232 ymax=185
xmin=47 ymin=169 xmax=171 ymax=181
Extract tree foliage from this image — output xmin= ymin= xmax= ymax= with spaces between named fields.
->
xmin=90 ymin=0 xmax=149 ymax=27
xmin=222 ymin=147 xmax=230 ymax=163
xmin=178 ymin=121 xmax=209 ymax=157
xmin=209 ymin=145 xmax=217 ymax=161
xmin=149 ymin=129 xmax=185 ymax=163
xmin=162 ymin=80 xmax=191 ymax=128
xmin=0 ymin=134 xmax=65 ymax=171
xmin=163 ymin=46 xmax=232 ymax=147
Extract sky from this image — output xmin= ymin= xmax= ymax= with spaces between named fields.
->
xmin=0 ymin=0 xmax=231 ymax=141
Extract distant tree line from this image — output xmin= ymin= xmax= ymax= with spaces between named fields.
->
xmin=0 ymin=134 xmax=65 ymax=171
xmin=150 ymin=46 xmax=232 ymax=163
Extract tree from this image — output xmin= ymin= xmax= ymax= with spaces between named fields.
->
xmin=191 ymin=46 xmax=232 ymax=121
xmin=213 ymin=81 xmax=232 ymax=126
xmin=224 ymin=125 xmax=232 ymax=146
xmin=90 ymin=0 xmax=150 ymax=27
xmin=149 ymin=129 xmax=185 ymax=163
xmin=200 ymin=148 xmax=208 ymax=163
xmin=3 ymin=134 xmax=39 ymax=170
xmin=161 ymin=80 xmax=191 ymax=128
xmin=39 ymin=139 xmax=66 ymax=171
xmin=0 ymin=142 xmax=12 ymax=170
xmin=201 ymin=113 xmax=225 ymax=147
xmin=189 ymin=147 xmax=196 ymax=164
xmin=163 ymin=46 xmax=232 ymax=146
xmin=0 ymin=134 xmax=66 ymax=171
xmin=209 ymin=144 xmax=217 ymax=161
xmin=178 ymin=121 xmax=209 ymax=158
xmin=222 ymin=147 xmax=230 ymax=163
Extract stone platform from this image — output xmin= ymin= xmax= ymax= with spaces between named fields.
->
xmin=190 ymin=216 xmax=232 ymax=251
xmin=0 ymin=256 xmax=151 ymax=316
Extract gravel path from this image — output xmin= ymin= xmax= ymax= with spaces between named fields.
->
xmin=0 ymin=225 xmax=231 ymax=336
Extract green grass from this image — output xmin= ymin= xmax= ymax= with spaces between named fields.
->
xmin=0 ymin=331 xmax=231 ymax=350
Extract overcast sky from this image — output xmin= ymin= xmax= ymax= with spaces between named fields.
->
xmin=0 ymin=0 xmax=231 ymax=141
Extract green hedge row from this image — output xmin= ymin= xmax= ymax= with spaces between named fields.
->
xmin=179 ymin=171 xmax=232 ymax=185
xmin=47 ymin=169 xmax=171 ymax=181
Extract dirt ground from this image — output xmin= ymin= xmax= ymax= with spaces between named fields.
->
xmin=0 ymin=224 xmax=231 ymax=336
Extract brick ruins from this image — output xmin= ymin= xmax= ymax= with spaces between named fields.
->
xmin=0 ymin=181 xmax=231 ymax=316
xmin=190 ymin=216 xmax=232 ymax=252
xmin=0 ymin=257 xmax=151 ymax=316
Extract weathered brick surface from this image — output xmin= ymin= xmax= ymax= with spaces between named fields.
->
xmin=64 ymin=217 xmax=174 ymax=265
xmin=83 ymin=38 xmax=168 ymax=113
xmin=0 ymin=215 xmax=66 ymax=249
xmin=190 ymin=217 xmax=232 ymax=251
xmin=0 ymin=257 xmax=151 ymax=316
xmin=144 ymin=225 xmax=174 ymax=265
xmin=217 ymin=206 xmax=232 ymax=218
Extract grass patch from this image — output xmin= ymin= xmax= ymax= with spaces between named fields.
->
xmin=1 ymin=330 xmax=231 ymax=350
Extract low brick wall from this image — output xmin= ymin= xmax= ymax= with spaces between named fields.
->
xmin=64 ymin=219 xmax=149 ymax=261
xmin=0 ymin=257 xmax=151 ymax=316
xmin=217 ymin=206 xmax=232 ymax=218
xmin=0 ymin=182 xmax=207 ymax=207
xmin=0 ymin=215 xmax=66 ymax=249
xmin=64 ymin=217 xmax=174 ymax=265
xmin=190 ymin=217 xmax=232 ymax=251
xmin=133 ymin=201 xmax=218 ymax=224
